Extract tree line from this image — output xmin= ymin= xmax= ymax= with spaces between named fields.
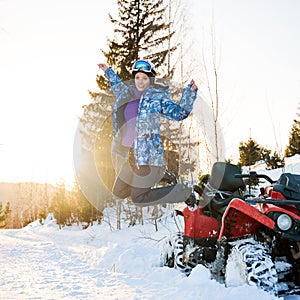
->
xmin=238 ymin=107 xmax=300 ymax=169
xmin=0 ymin=182 xmax=102 ymax=229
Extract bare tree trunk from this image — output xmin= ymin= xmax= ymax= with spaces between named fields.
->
xmin=152 ymin=205 xmax=158 ymax=232
xmin=167 ymin=0 xmax=171 ymax=77
xmin=116 ymin=198 xmax=121 ymax=230
xmin=201 ymin=24 xmax=222 ymax=163
xmin=211 ymin=25 xmax=220 ymax=162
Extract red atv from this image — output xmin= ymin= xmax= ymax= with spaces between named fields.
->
xmin=160 ymin=162 xmax=300 ymax=297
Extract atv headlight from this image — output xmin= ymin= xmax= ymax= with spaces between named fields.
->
xmin=277 ymin=214 xmax=292 ymax=231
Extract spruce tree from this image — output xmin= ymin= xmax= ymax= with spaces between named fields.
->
xmin=72 ymin=182 xmax=103 ymax=226
xmin=285 ymin=106 xmax=300 ymax=157
xmin=50 ymin=181 xmax=71 ymax=228
xmin=0 ymin=202 xmax=10 ymax=229
xmin=239 ymin=138 xmax=284 ymax=169
xmin=261 ymin=148 xmax=284 ymax=170
xmin=238 ymin=138 xmax=262 ymax=167
xmin=97 ymin=0 xmax=176 ymax=90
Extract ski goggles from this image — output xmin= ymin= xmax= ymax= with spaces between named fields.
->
xmin=132 ymin=60 xmax=156 ymax=76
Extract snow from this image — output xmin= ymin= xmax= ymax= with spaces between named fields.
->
xmin=0 ymin=212 xmax=291 ymax=300
xmin=2 ymin=160 xmax=300 ymax=299
xmin=251 ymin=155 xmax=300 ymax=181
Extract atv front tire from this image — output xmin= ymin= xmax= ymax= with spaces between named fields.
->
xmin=225 ymin=238 xmax=278 ymax=295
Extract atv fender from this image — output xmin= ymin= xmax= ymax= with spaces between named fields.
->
xmin=218 ymin=198 xmax=275 ymax=240
xmin=182 ymin=206 xmax=219 ymax=239
xmin=257 ymin=202 xmax=300 ymax=220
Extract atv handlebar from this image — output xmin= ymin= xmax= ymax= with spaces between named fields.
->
xmin=245 ymin=198 xmax=300 ymax=205
xmin=235 ymin=171 xmax=277 ymax=184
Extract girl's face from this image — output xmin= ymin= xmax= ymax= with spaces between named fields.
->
xmin=134 ymin=72 xmax=150 ymax=91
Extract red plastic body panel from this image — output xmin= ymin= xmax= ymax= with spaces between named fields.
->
xmin=264 ymin=190 xmax=298 ymax=214
xmin=182 ymin=196 xmax=300 ymax=241
xmin=269 ymin=190 xmax=286 ymax=200
xmin=256 ymin=202 xmax=300 ymax=220
xmin=218 ymin=198 xmax=275 ymax=240
xmin=183 ymin=206 xmax=219 ymax=239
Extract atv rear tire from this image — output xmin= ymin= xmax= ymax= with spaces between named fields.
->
xmin=161 ymin=232 xmax=198 ymax=275
xmin=160 ymin=234 xmax=176 ymax=268
xmin=225 ymin=238 xmax=278 ymax=295
xmin=173 ymin=232 xmax=197 ymax=276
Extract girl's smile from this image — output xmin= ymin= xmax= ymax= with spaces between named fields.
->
xmin=134 ymin=72 xmax=150 ymax=91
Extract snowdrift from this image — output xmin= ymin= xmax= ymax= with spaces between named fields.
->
xmin=0 ymin=210 xmax=283 ymax=300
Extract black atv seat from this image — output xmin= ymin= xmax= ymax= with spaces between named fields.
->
xmin=273 ymin=173 xmax=300 ymax=200
xmin=209 ymin=162 xmax=245 ymax=192
xmin=203 ymin=162 xmax=246 ymax=218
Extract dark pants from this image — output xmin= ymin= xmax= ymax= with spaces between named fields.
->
xmin=112 ymin=160 xmax=192 ymax=207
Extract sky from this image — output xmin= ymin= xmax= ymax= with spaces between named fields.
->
xmin=189 ymin=0 xmax=300 ymax=159
xmin=0 ymin=0 xmax=116 ymax=184
xmin=0 ymin=0 xmax=300 ymax=184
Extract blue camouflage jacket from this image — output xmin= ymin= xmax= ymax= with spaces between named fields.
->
xmin=105 ymin=67 xmax=198 ymax=167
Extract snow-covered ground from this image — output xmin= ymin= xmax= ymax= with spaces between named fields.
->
xmin=2 ymin=157 xmax=300 ymax=300
xmin=250 ymin=155 xmax=300 ymax=181
xmin=0 ymin=212 xmax=296 ymax=300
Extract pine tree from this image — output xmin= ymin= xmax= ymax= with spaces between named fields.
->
xmin=0 ymin=202 xmax=10 ymax=228
xmin=78 ymin=95 xmax=115 ymax=208
xmin=50 ymin=181 xmax=71 ymax=228
xmin=72 ymin=182 xmax=103 ymax=226
xmin=261 ymin=148 xmax=284 ymax=170
xmin=97 ymin=0 xmax=176 ymax=90
xmin=285 ymin=106 xmax=300 ymax=157
xmin=238 ymin=138 xmax=284 ymax=170
xmin=238 ymin=138 xmax=262 ymax=167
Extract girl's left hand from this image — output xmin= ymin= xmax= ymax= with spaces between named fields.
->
xmin=189 ymin=79 xmax=198 ymax=91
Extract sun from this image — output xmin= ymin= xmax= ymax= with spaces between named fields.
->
xmin=0 ymin=143 xmax=75 ymax=186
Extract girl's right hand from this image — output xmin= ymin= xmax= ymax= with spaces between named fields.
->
xmin=97 ymin=63 xmax=108 ymax=71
